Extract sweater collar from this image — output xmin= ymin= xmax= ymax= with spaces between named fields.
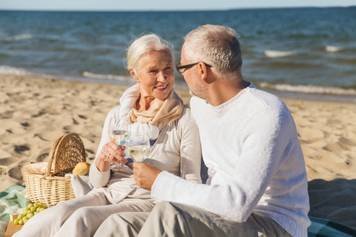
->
xmin=117 ymin=83 xmax=140 ymax=129
xmin=206 ymin=82 xmax=255 ymax=112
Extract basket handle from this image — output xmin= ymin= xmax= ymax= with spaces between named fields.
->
xmin=46 ymin=135 xmax=64 ymax=176
xmin=45 ymin=133 xmax=86 ymax=176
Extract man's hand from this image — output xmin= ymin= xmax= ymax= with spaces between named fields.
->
xmin=133 ymin=163 xmax=161 ymax=190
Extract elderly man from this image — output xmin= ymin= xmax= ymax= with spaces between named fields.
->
xmin=95 ymin=25 xmax=310 ymax=237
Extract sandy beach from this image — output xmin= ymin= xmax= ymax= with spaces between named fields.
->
xmin=1 ymin=74 xmax=356 ymax=229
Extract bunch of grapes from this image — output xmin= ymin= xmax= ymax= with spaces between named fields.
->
xmin=11 ymin=202 xmax=47 ymax=225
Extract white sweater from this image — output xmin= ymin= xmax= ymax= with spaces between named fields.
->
xmin=152 ymin=87 xmax=310 ymax=237
xmin=89 ymin=85 xmax=202 ymax=203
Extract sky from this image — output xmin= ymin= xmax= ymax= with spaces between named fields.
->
xmin=0 ymin=0 xmax=356 ymax=11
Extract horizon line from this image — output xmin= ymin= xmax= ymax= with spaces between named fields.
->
xmin=0 ymin=5 xmax=355 ymax=12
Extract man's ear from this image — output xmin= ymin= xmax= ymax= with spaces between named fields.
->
xmin=197 ymin=63 xmax=213 ymax=84
xmin=129 ymin=69 xmax=138 ymax=81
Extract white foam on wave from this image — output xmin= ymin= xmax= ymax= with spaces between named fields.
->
xmin=3 ymin=33 xmax=33 ymax=41
xmin=259 ymin=82 xmax=356 ymax=96
xmin=325 ymin=45 xmax=341 ymax=53
xmin=0 ymin=65 xmax=30 ymax=76
xmin=83 ymin=71 xmax=128 ymax=82
xmin=264 ymin=50 xmax=296 ymax=58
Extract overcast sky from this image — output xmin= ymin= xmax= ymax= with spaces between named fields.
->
xmin=0 ymin=0 xmax=356 ymax=11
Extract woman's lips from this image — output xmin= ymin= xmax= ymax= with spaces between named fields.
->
xmin=155 ymin=84 xmax=168 ymax=91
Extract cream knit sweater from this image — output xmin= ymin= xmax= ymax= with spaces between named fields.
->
xmin=152 ymin=87 xmax=310 ymax=237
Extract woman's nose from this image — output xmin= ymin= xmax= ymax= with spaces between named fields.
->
xmin=157 ymin=71 xmax=167 ymax=82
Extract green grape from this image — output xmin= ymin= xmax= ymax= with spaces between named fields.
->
xmin=30 ymin=207 xmax=36 ymax=212
xmin=38 ymin=207 xmax=45 ymax=212
xmin=13 ymin=219 xmax=19 ymax=225
xmin=18 ymin=219 xmax=24 ymax=225
xmin=26 ymin=213 xmax=33 ymax=218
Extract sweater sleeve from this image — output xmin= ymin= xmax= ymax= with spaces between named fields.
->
xmin=151 ymin=108 xmax=290 ymax=222
xmin=89 ymin=106 xmax=119 ymax=188
xmin=178 ymin=109 xmax=202 ymax=183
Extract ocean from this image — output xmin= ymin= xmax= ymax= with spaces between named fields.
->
xmin=1 ymin=7 xmax=356 ymax=97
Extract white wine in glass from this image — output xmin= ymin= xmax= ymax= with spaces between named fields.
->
xmin=126 ymin=135 xmax=150 ymax=162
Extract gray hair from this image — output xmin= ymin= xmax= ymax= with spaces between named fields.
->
xmin=183 ymin=24 xmax=242 ymax=73
xmin=127 ymin=34 xmax=173 ymax=70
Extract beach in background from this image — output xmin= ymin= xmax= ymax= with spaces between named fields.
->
xmin=1 ymin=72 xmax=356 ymax=184
xmin=1 ymin=7 xmax=356 ymax=230
xmin=1 ymin=73 xmax=356 ymax=230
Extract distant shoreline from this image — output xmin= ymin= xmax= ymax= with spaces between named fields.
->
xmin=0 ymin=6 xmax=356 ymax=12
xmin=2 ymin=70 xmax=355 ymax=104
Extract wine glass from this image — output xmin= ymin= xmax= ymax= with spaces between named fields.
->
xmin=126 ymin=132 xmax=150 ymax=163
xmin=110 ymin=123 xmax=128 ymax=168
xmin=111 ymin=129 xmax=128 ymax=146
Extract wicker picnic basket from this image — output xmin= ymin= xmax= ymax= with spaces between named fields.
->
xmin=22 ymin=133 xmax=86 ymax=207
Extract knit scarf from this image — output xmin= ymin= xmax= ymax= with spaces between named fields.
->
xmin=129 ymin=91 xmax=184 ymax=128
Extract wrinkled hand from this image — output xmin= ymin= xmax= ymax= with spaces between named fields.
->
xmin=96 ymin=141 xmax=126 ymax=172
xmin=133 ymin=163 xmax=161 ymax=190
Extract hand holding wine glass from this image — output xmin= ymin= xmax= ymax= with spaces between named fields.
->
xmin=96 ymin=142 xmax=127 ymax=172
xmin=95 ymin=128 xmax=128 ymax=172
xmin=132 ymin=162 xmax=161 ymax=190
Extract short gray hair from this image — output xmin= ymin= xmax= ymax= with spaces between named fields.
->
xmin=127 ymin=34 xmax=173 ymax=70
xmin=183 ymin=24 xmax=242 ymax=73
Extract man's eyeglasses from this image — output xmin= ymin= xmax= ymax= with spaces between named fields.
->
xmin=176 ymin=62 xmax=212 ymax=73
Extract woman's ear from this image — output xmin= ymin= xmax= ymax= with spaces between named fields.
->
xmin=129 ymin=69 xmax=138 ymax=81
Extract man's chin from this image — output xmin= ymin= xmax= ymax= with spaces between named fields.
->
xmin=189 ymin=89 xmax=205 ymax=99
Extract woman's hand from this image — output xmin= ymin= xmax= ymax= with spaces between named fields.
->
xmin=96 ymin=141 xmax=127 ymax=172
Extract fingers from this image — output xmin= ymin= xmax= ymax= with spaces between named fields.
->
xmin=132 ymin=162 xmax=145 ymax=174
xmin=133 ymin=163 xmax=144 ymax=187
xmin=100 ymin=142 xmax=126 ymax=164
xmin=133 ymin=172 xmax=140 ymax=186
xmin=132 ymin=163 xmax=141 ymax=180
xmin=132 ymin=163 xmax=160 ymax=190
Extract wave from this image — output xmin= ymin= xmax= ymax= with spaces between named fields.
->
xmin=82 ymin=71 xmax=129 ymax=82
xmin=2 ymin=33 xmax=33 ymax=42
xmin=264 ymin=50 xmax=296 ymax=58
xmin=0 ymin=65 xmax=30 ymax=76
xmin=325 ymin=45 xmax=342 ymax=53
xmin=259 ymin=82 xmax=356 ymax=96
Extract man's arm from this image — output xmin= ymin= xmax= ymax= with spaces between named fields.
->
xmin=150 ymin=109 xmax=291 ymax=222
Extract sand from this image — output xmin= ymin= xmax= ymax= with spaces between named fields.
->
xmin=0 ymin=74 xmax=125 ymax=186
xmin=1 ymin=74 xmax=356 ymax=230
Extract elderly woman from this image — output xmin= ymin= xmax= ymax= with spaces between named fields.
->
xmin=14 ymin=34 xmax=202 ymax=237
